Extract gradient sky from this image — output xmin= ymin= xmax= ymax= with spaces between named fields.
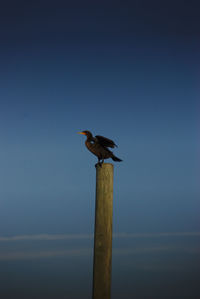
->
xmin=0 ymin=0 xmax=199 ymax=238
xmin=0 ymin=1 xmax=200 ymax=298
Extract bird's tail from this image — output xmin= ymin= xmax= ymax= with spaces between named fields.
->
xmin=112 ymin=155 xmax=122 ymax=162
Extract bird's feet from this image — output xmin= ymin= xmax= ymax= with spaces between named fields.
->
xmin=95 ymin=161 xmax=103 ymax=168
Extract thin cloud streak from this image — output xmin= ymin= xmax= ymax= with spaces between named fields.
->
xmin=114 ymin=232 xmax=200 ymax=238
xmin=113 ymin=246 xmax=174 ymax=255
xmin=0 ymin=245 xmax=199 ymax=261
xmin=0 ymin=233 xmax=92 ymax=242
xmin=0 ymin=232 xmax=199 ymax=242
xmin=0 ymin=248 xmax=92 ymax=261
xmin=0 ymin=247 xmax=172 ymax=261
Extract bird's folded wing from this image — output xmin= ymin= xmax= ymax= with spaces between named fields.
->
xmin=95 ymin=135 xmax=117 ymax=148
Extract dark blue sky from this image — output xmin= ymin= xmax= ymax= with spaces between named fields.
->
xmin=0 ymin=0 xmax=199 ymax=237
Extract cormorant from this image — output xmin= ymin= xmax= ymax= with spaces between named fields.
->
xmin=78 ymin=130 xmax=122 ymax=166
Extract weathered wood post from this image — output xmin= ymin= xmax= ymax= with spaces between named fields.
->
xmin=92 ymin=163 xmax=114 ymax=299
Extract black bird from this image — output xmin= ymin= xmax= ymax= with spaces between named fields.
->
xmin=78 ymin=130 xmax=122 ymax=165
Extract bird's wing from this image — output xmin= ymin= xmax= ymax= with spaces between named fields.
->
xmin=95 ymin=135 xmax=117 ymax=148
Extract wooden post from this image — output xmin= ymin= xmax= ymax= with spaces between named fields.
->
xmin=92 ymin=163 xmax=114 ymax=299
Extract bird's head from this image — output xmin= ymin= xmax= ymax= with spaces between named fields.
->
xmin=78 ymin=130 xmax=93 ymax=138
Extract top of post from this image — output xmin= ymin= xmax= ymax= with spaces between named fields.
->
xmin=95 ymin=163 xmax=113 ymax=169
xmin=95 ymin=163 xmax=114 ymax=173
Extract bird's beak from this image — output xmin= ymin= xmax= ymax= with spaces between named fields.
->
xmin=78 ymin=132 xmax=86 ymax=135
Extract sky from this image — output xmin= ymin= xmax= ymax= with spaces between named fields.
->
xmin=0 ymin=0 xmax=199 ymax=298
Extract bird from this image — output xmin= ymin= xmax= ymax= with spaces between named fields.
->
xmin=78 ymin=130 xmax=122 ymax=166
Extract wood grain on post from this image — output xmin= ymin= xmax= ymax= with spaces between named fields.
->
xmin=92 ymin=163 xmax=114 ymax=299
